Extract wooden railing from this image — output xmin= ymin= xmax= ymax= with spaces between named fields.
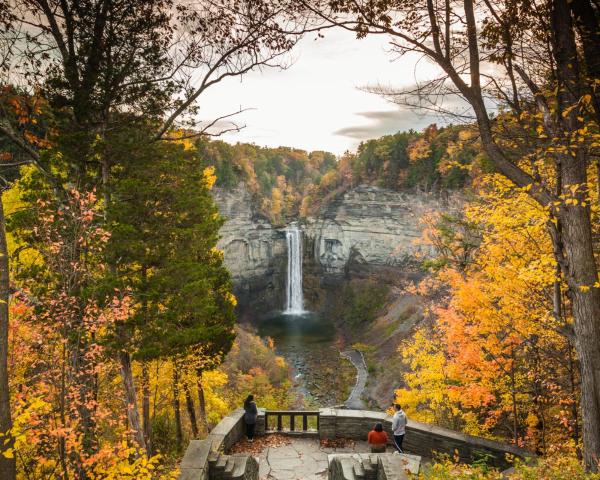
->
xmin=264 ymin=410 xmax=320 ymax=433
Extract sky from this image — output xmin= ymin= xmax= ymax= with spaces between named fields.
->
xmin=197 ymin=29 xmax=447 ymax=155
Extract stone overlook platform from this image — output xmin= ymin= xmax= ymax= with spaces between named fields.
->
xmin=178 ymin=408 xmax=531 ymax=480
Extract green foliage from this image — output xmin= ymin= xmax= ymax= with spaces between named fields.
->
xmin=340 ymin=281 xmax=389 ymax=328
xmin=195 ymin=138 xmax=339 ymax=223
xmin=352 ymin=125 xmax=479 ymax=191
xmin=151 ymin=413 xmax=178 ymax=456
xmin=219 ymin=326 xmax=294 ymax=409
xmin=196 ymin=123 xmax=483 ymax=224
xmin=421 ymin=212 xmax=481 ymax=272
xmin=351 ymin=342 xmax=376 ymax=354
xmin=105 ymin=127 xmax=236 ymax=362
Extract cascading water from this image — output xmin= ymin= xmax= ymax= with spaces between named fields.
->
xmin=284 ymin=223 xmax=305 ymax=314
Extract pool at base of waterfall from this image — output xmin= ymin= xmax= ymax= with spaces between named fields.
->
xmin=256 ymin=312 xmax=356 ymax=407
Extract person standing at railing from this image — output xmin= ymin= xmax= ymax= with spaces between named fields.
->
xmin=392 ymin=403 xmax=407 ymax=453
xmin=243 ymin=394 xmax=258 ymax=442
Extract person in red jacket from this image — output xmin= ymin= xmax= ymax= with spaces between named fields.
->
xmin=367 ymin=422 xmax=388 ymax=453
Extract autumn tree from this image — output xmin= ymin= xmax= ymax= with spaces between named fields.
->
xmin=399 ymin=174 xmax=582 ymax=453
xmin=0 ymin=87 xmax=54 ymax=479
xmin=293 ymin=0 xmax=600 ymax=469
xmin=0 ymin=177 xmax=11 ymax=479
xmin=0 ymin=1 xmax=299 ymax=470
xmin=5 ymin=183 xmax=138 ymax=476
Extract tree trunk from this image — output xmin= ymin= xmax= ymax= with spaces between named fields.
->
xmin=183 ymin=382 xmax=199 ymax=438
xmin=568 ymin=342 xmax=582 ymax=459
xmin=119 ymin=350 xmax=147 ymax=452
xmin=552 ymin=0 xmax=600 ymax=469
xmin=71 ymin=341 xmax=98 ymax=460
xmin=59 ymin=343 xmax=69 ymax=479
xmin=0 ymin=195 xmax=15 ymax=480
xmin=569 ymin=0 xmax=600 ymax=126
xmin=462 ymin=0 xmax=600 ymax=468
xmin=172 ymin=364 xmax=183 ymax=450
xmin=142 ymin=363 xmax=152 ymax=457
xmin=560 ymin=201 xmax=600 ymax=471
xmin=196 ymin=369 xmax=210 ymax=434
xmin=509 ymin=351 xmax=519 ymax=444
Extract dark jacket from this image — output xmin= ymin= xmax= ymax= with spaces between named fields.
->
xmin=244 ymin=401 xmax=258 ymax=424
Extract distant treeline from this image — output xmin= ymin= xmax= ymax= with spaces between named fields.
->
xmin=197 ymin=123 xmax=492 ymax=223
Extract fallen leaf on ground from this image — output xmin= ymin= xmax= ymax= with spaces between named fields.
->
xmin=230 ymin=434 xmax=293 ymax=455
xmin=319 ymin=438 xmax=355 ymax=449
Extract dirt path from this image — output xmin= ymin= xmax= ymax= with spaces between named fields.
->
xmin=340 ymin=349 xmax=367 ymax=409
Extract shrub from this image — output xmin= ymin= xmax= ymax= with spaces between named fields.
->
xmin=340 ymin=282 xmax=389 ymax=328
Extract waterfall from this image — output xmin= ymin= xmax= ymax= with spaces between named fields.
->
xmin=284 ymin=223 xmax=305 ymax=314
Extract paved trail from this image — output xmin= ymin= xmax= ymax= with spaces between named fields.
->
xmin=340 ymin=349 xmax=367 ymax=409
xmin=256 ymin=437 xmax=373 ymax=480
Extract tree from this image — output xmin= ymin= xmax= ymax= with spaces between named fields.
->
xmin=5 ymin=183 xmax=139 ymax=476
xmin=399 ymin=174 xmax=581 ymax=452
xmin=0 ymin=88 xmax=53 ymax=478
xmin=0 ymin=1 xmax=298 ymax=466
xmin=297 ymin=0 xmax=600 ymax=469
xmin=1 ymin=0 xmax=298 ymax=149
xmin=105 ymin=128 xmax=236 ymax=452
xmin=0 ymin=192 xmax=13 ymax=479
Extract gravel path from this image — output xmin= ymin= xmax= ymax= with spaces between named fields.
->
xmin=340 ymin=349 xmax=368 ymax=409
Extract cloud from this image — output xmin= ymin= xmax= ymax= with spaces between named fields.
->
xmin=334 ymin=109 xmax=437 ymax=141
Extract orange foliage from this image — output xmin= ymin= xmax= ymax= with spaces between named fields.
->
xmin=397 ymin=175 xmax=580 ymax=452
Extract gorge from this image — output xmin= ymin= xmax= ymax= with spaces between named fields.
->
xmin=212 ymin=182 xmax=455 ymax=408
xmin=213 ymin=183 xmax=447 ymax=316
xmin=5 ymin=1 xmax=595 ymax=475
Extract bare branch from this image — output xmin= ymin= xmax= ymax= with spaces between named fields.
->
xmin=159 ymin=107 xmax=253 ymax=141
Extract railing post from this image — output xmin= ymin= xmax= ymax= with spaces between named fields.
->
xmin=263 ymin=411 xmax=320 ymax=433
xmin=265 ymin=412 xmax=269 ymax=433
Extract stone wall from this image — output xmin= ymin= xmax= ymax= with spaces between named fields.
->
xmin=180 ymin=408 xmax=531 ymax=479
xmin=317 ymin=408 xmax=530 ymax=470
xmin=179 ymin=409 xmax=248 ymax=480
xmin=327 ymin=453 xmax=420 ymax=480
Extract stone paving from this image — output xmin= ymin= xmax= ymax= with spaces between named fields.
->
xmin=252 ymin=437 xmax=380 ymax=480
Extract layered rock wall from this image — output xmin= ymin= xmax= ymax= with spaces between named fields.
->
xmin=305 ymin=185 xmax=444 ymax=275
xmin=213 ymin=184 xmax=455 ymax=313
xmin=212 ymin=185 xmax=286 ymax=314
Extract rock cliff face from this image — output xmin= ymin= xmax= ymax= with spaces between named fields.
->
xmin=305 ymin=185 xmax=442 ymax=275
xmin=213 ymin=184 xmax=450 ymax=314
xmin=212 ymin=185 xmax=286 ymax=315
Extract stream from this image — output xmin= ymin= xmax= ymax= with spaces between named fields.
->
xmin=257 ymin=313 xmax=366 ymax=408
xmin=256 ymin=223 xmax=366 ymax=407
xmin=257 ymin=312 xmax=360 ymax=407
